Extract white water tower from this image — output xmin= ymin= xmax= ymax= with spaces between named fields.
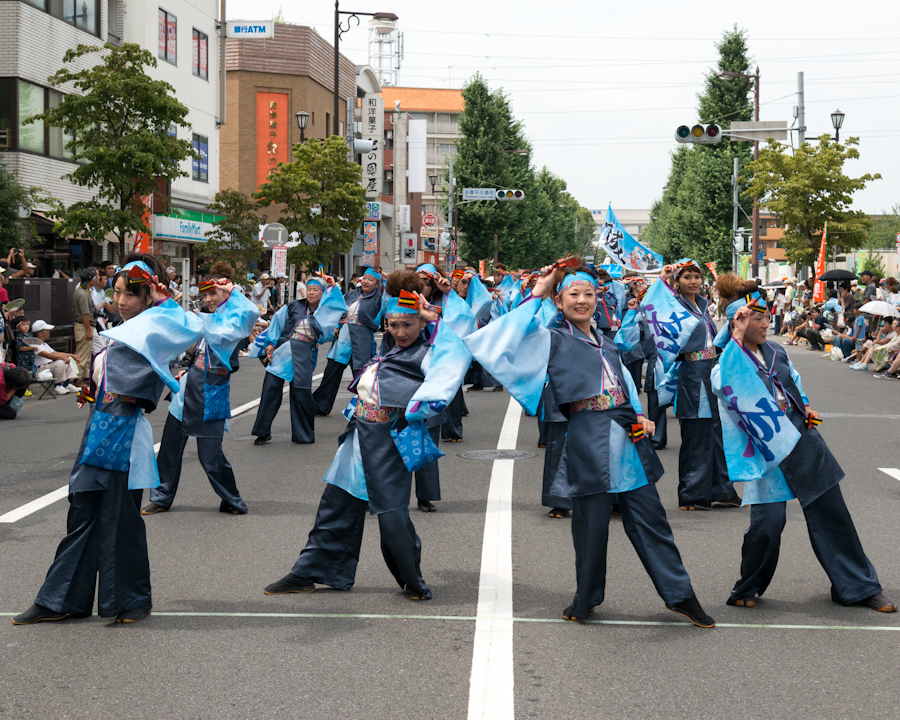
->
xmin=367 ymin=8 xmax=403 ymax=86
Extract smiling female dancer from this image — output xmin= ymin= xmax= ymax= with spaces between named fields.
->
xmin=464 ymin=257 xmax=715 ymax=627
xmin=13 ymin=255 xmax=201 ymax=625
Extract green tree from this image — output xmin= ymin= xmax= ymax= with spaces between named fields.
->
xmin=451 ymin=74 xmax=535 ymax=266
xmin=26 ymin=43 xmax=196 ymax=262
xmin=866 ymin=204 xmax=900 ymax=248
xmin=255 ymin=136 xmax=367 ymax=268
xmin=641 ymin=26 xmax=754 ymax=271
xmin=199 ymin=189 xmax=263 ymax=272
xmin=0 ymin=160 xmax=51 ymax=256
xmin=744 ymin=137 xmax=881 ymax=265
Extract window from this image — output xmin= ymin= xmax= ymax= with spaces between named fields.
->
xmin=11 ymin=80 xmax=73 ymax=159
xmin=192 ymin=29 xmax=208 ymax=80
xmin=158 ymin=9 xmax=177 ymax=64
xmin=22 ymin=0 xmax=100 ymax=36
xmin=311 ymin=112 xmax=315 ymax=126
xmin=18 ymin=80 xmax=45 ymax=153
xmin=48 ymin=90 xmax=73 ymax=159
xmin=326 ymin=113 xmax=330 ymax=133
xmin=192 ymin=133 xmax=208 ymax=182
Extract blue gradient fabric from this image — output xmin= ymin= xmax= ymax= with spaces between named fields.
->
xmin=639 ymin=279 xmax=700 ymax=372
xmin=406 ymin=319 xmax=472 ymax=422
xmin=465 ymin=274 xmax=493 ymax=322
xmin=200 ymin=290 xmax=260 ymax=370
xmin=442 ymin=289 xmax=477 ymax=338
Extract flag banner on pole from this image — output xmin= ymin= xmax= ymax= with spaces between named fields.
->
xmin=706 ymin=262 xmax=718 ymax=279
xmin=813 ymin=223 xmax=827 ymax=303
xmin=598 ymin=204 xmax=663 ymax=273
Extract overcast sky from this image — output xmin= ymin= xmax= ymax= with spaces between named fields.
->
xmin=229 ymin=0 xmax=899 ymax=216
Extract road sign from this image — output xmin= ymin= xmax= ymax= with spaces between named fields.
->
xmin=272 ymin=246 xmax=287 ymax=277
xmin=730 ymin=121 xmax=789 ymax=142
xmin=226 ymin=20 xmax=275 ymax=39
xmin=401 ymin=233 xmax=417 ymax=265
xmin=895 ymin=232 xmax=900 ymax=245
xmin=462 ymin=188 xmax=496 ymax=201
xmin=420 ymin=227 xmax=438 ymax=238
xmin=422 ymin=213 xmax=438 ymax=228
xmin=261 ymin=222 xmax=288 ymax=248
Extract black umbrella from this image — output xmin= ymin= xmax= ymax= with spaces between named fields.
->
xmin=818 ymin=269 xmax=857 ymax=281
xmin=762 ymin=280 xmax=785 ymax=288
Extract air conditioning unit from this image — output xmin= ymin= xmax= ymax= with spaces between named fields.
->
xmin=0 ymin=130 xmax=9 ymax=148
xmin=385 ymin=130 xmax=394 ymax=141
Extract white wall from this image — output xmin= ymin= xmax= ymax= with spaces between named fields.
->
xmin=127 ymin=0 xmax=220 ymax=211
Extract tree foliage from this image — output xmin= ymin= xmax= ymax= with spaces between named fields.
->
xmin=0 ymin=160 xmax=51 ymax=256
xmin=744 ymin=136 xmax=881 ymax=265
xmin=642 ymin=26 xmax=754 ymax=272
xmin=254 ymin=136 xmax=367 ymax=268
xmin=199 ymin=189 xmax=263 ymax=271
xmin=451 ymin=75 xmax=594 ymax=269
xmin=27 ymin=43 xmax=196 ymax=261
xmin=866 ymin=204 xmax=900 ymax=249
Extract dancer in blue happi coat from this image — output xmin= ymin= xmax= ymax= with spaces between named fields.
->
xmin=592 ymin=268 xmax=626 ymax=341
xmin=464 ymin=256 xmax=715 ymax=627
xmin=711 ymin=274 xmax=896 ymax=614
xmin=252 ymin=275 xmax=348 ymax=445
xmin=142 ymin=262 xmax=259 ymax=516
xmin=263 ymin=271 xmax=470 ymax=600
xmin=13 ymin=255 xmax=202 ymax=625
xmin=636 ymin=260 xmax=740 ymax=510
xmin=313 ymin=268 xmax=385 ymax=416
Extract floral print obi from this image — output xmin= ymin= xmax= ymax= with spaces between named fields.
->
xmin=569 ymin=388 xmax=627 ymax=414
xmin=288 ymin=316 xmax=316 ymax=342
xmin=355 ymin=398 xmax=401 ymax=424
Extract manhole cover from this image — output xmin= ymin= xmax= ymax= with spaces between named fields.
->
xmin=458 ymin=450 xmax=538 ymax=460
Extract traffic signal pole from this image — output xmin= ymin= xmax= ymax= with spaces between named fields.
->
xmin=751 ymin=66 xmax=761 ymax=279
xmin=732 ymin=156 xmax=739 ymax=273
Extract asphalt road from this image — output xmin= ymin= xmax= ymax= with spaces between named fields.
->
xmin=1 ymin=340 xmax=898 ymax=719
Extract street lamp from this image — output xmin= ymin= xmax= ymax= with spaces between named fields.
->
xmin=295 ymin=110 xmax=309 ymax=144
xmin=333 ymin=3 xmax=398 ymax=137
xmin=718 ymin=66 xmax=762 ymax=277
xmin=831 ymin=108 xmax=845 ymax=142
xmin=428 ymin=174 xmax=438 ymax=194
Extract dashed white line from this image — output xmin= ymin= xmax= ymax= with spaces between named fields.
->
xmin=0 ymin=372 xmax=324 ymax=524
xmin=877 ymin=468 xmax=900 ymax=482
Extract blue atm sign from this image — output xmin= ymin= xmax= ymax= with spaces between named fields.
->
xmin=226 ymin=20 xmax=275 ymax=39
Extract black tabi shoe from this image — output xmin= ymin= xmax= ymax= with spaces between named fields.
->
xmin=405 ymin=585 xmax=431 ymax=601
xmin=115 ymin=607 xmax=151 ymax=624
xmin=418 ymin=499 xmax=437 ymax=513
xmin=140 ymin=502 xmax=168 ymax=515
xmin=666 ymin=596 xmax=716 ymax=628
xmin=860 ymin=592 xmax=898 ymax=613
xmin=547 ymin=508 xmax=569 ymax=519
xmin=727 ymin=595 xmax=757 ymax=608
xmin=466 ymin=385 xmax=484 ymax=391
xmin=264 ymin=574 xmax=316 ymax=595
xmin=492 ymin=386 xmax=504 ymax=392
xmin=11 ymin=604 xmax=68 ymax=625
xmin=562 ymin=605 xmax=594 ymax=623
xmin=219 ymin=500 xmax=247 ymax=515
xmin=253 ymin=435 xmax=272 ymax=445
xmin=715 ymin=495 xmax=742 ymax=508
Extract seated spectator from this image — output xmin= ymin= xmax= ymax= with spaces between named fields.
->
xmin=795 ymin=305 xmax=830 ymax=352
xmin=0 ymin=363 xmax=31 ymax=419
xmin=31 ymin=320 xmax=80 ymax=395
xmin=835 ymin=307 xmax=868 ymax=361
xmin=783 ymin=312 xmax=809 ymax=346
xmin=852 ymin=318 xmax=900 ymax=371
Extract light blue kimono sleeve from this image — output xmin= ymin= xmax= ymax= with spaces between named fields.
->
xmin=100 ymin=298 xmax=202 ymax=393
xmin=490 ymin=296 xmax=507 ymax=321
xmin=322 ymin=426 xmax=368 ymax=501
xmin=618 ymin=359 xmax=645 ymax=417
xmin=201 ymin=290 xmax=260 ymax=370
xmin=127 ymin=408 xmax=160 ymax=490
xmin=313 ymin=285 xmax=350 ymax=343
xmin=266 ymin=305 xmax=288 ymax=347
xmin=463 ymin=297 xmax=550 ymax=416
xmin=327 ymin=323 xmax=353 ymax=363
xmin=497 ymin=273 xmax=517 ymax=305
xmin=615 ymin=308 xmax=642 ymax=353
xmin=374 ymin=291 xmax=389 ymax=326
xmin=168 ymin=372 xmax=189 ymax=420
xmin=466 ymin=276 xmax=493 ymax=323
xmin=266 ymin=342 xmax=294 ymax=382
xmin=507 ymin=287 xmax=524 ymax=310
xmin=406 ymin=319 xmax=473 ymax=422
xmin=443 ymin=289 xmax=477 ymax=338
xmin=610 ymin=280 xmax=627 ymax=319
xmin=537 ymin=297 xmax=558 ymax=327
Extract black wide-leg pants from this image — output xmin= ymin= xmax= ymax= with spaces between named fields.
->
xmin=569 ymin=483 xmax=694 ymax=619
xmin=542 ymin=422 xmax=571 ymax=510
xmin=313 ymin=358 xmax=349 ymax=416
xmin=647 ymin=391 xmax=668 ymax=449
xmin=441 ymin=388 xmax=464 ymax=441
xmin=150 ymin=414 xmax=246 ymax=512
xmin=414 ymin=425 xmax=442 ymax=502
xmin=252 ymin=371 xmax=315 ymax=443
xmin=35 ymin=482 xmax=151 ymax=617
xmin=677 ymin=412 xmax=738 ymax=507
xmin=288 ymin=483 xmax=431 ymax=598
xmin=729 ymin=484 xmax=882 ymax=605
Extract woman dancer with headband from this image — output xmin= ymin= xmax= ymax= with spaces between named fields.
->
xmin=263 ymin=272 xmax=468 ymax=600
xmin=465 ymin=257 xmax=715 ymax=627
xmin=13 ymin=255 xmax=201 ymax=625
xmin=142 ymin=262 xmax=259 ymax=516
xmin=313 ymin=268 xmax=385 ymax=417
xmin=658 ymin=260 xmax=740 ymax=510
xmin=712 ymin=274 xmax=896 ymax=613
xmin=252 ymin=275 xmax=346 ymax=445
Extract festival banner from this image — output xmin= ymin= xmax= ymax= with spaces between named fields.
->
xmin=133 ymin=195 xmax=153 ymax=254
xmin=705 ymin=262 xmax=718 ymax=280
xmin=479 ymin=260 xmax=485 ymax=278
xmin=598 ymin=205 xmax=663 ymax=273
xmin=738 ymin=255 xmax=750 ymax=280
xmin=813 ymin=222 xmax=827 ymax=303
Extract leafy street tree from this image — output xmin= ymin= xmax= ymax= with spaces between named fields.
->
xmin=642 ymin=26 xmax=754 ymax=272
xmin=200 ymin=189 xmax=263 ymax=272
xmin=0 ymin=161 xmax=50 ymax=256
xmin=254 ymin=136 xmax=367 ymax=268
xmin=744 ymin=137 xmax=881 ymax=265
xmin=26 ymin=43 xmax=196 ymax=262
xmin=866 ymin=204 xmax=900 ymax=248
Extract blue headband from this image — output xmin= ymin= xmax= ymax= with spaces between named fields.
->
xmin=385 ymin=296 xmax=419 ymax=317
xmin=713 ymin=291 xmax=768 ymax=347
xmin=121 ymin=260 xmax=154 ymax=277
xmin=306 ymin=277 xmax=327 ymax=290
xmin=672 ymin=258 xmax=702 ymax=278
xmin=416 ymin=263 xmax=437 ymax=276
xmin=364 ymin=268 xmax=381 ymax=280
xmin=558 ymin=271 xmax=598 ymax=292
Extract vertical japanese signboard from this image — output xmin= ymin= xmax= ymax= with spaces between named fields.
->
xmin=362 ymin=93 xmax=383 ymax=199
xmin=272 ymin=246 xmax=287 ymax=277
xmin=362 ymin=221 xmax=378 ymax=267
xmin=257 ymin=93 xmax=289 ymax=191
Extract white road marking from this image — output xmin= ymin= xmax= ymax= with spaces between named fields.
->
xmin=0 ymin=372 xmax=324 ymax=524
xmin=467 ymin=397 xmax=522 ymax=720
xmin=877 ymin=468 xmax=900 ymax=482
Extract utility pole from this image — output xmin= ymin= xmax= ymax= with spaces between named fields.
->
xmin=797 ymin=71 xmax=806 ymax=146
xmin=448 ymin=154 xmax=455 ymax=269
xmin=732 ymin=156 xmax=740 ymax=273
xmin=493 ymin=234 xmax=499 ymax=266
xmin=751 ymin=65 xmax=761 ymax=279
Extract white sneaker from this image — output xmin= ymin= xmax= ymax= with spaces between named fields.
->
xmin=64 ymin=383 xmax=80 ymax=393
xmin=54 ymin=385 xmax=70 ymax=395
xmin=841 ymin=356 xmax=854 ymax=363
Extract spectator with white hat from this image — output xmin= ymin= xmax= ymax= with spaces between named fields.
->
xmin=31 ymin=320 xmax=80 ymax=394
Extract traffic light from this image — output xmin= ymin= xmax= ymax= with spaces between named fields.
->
xmin=496 ymin=189 xmax=525 ymax=201
xmin=675 ymin=124 xmax=722 ymax=144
